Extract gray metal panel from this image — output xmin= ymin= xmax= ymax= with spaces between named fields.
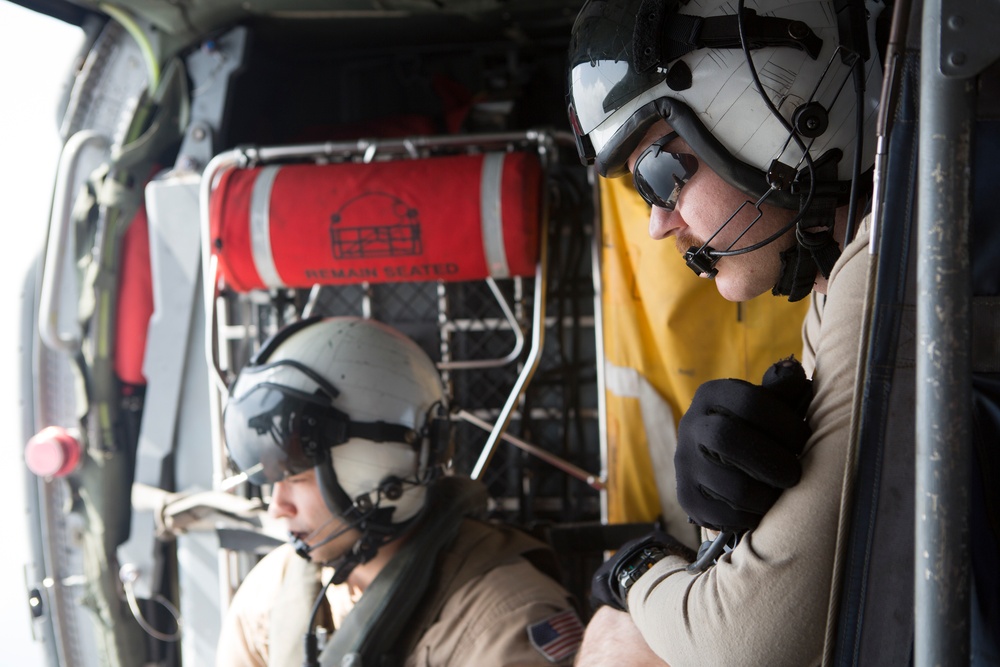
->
xmin=172 ymin=258 xmax=220 ymax=667
xmin=117 ymin=174 xmax=204 ymax=601
xmin=916 ymin=0 xmax=975 ymax=662
xmin=125 ymin=173 xmax=221 ymax=664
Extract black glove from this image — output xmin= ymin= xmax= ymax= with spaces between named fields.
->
xmin=675 ymin=357 xmax=812 ymax=533
xmin=590 ymin=529 xmax=695 ymax=612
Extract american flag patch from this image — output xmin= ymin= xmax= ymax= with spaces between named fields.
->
xmin=527 ymin=609 xmax=584 ymax=662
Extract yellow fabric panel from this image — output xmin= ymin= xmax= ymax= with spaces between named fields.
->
xmin=605 ymin=391 xmax=661 ymax=523
xmin=601 ymin=177 xmax=811 ymax=524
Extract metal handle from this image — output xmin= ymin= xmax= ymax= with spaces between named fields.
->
xmin=38 ymin=130 xmax=111 ymax=354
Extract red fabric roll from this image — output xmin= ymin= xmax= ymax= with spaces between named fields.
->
xmin=115 ymin=206 xmax=153 ymax=385
xmin=210 ymin=152 xmax=541 ymax=291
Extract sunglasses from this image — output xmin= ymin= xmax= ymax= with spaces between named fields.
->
xmin=632 ymin=132 xmax=699 ymax=211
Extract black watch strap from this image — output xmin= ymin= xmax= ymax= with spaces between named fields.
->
xmin=614 ymin=544 xmax=671 ymax=606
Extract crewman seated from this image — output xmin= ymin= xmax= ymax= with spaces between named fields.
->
xmin=216 ymin=316 xmax=583 ymax=666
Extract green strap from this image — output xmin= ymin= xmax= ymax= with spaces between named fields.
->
xmin=320 ymin=477 xmax=488 ymax=666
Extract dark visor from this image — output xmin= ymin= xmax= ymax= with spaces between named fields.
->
xmin=566 ymin=0 xmax=664 ymax=138
xmin=224 ymin=378 xmax=344 ymax=485
xmin=224 ymin=360 xmax=417 ymax=486
xmin=632 ymin=132 xmax=699 ymax=210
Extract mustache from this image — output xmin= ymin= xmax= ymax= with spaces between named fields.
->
xmin=674 ymin=232 xmax=705 ymax=256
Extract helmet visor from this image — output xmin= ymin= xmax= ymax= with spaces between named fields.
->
xmin=566 ymin=0 xmax=664 ymax=138
xmin=632 ymin=132 xmax=699 ymax=210
xmin=224 ymin=374 xmax=342 ymax=485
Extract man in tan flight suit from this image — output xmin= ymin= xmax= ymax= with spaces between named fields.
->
xmin=563 ymin=0 xmax=887 ymax=663
xmin=215 ymin=317 xmax=582 ymax=666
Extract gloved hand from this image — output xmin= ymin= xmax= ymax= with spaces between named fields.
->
xmin=590 ymin=529 xmax=695 ymax=612
xmin=675 ymin=356 xmax=812 ymax=533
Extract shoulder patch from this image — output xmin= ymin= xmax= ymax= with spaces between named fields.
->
xmin=527 ymin=609 xmax=584 ymax=663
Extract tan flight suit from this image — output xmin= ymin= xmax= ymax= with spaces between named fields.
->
xmin=217 ymin=520 xmax=581 ymax=666
xmin=626 ymin=219 xmax=872 ymax=666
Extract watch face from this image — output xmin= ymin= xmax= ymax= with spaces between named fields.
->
xmin=615 ymin=545 xmax=669 ymax=600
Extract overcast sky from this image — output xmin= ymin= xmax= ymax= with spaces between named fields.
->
xmin=0 ymin=2 xmax=83 ymax=660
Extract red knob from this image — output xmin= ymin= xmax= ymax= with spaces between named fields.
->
xmin=24 ymin=427 xmax=82 ymax=478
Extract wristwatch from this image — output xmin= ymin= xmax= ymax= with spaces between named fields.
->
xmin=613 ymin=543 xmax=671 ymax=604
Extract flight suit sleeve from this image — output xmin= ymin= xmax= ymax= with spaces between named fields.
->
xmin=800 ymin=291 xmax=824 ymax=377
xmin=406 ymin=559 xmax=583 ymax=667
xmin=626 ymin=229 xmax=871 ymax=667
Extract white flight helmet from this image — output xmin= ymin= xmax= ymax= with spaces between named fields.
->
xmin=224 ymin=316 xmax=447 ymax=533
xmin=567 ymin=0 xmax=885 ymax=208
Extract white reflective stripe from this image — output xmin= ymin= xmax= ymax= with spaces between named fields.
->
xmin=480 ymin=153 xmax=510 ymax=278
xmin=604 ymin=361 xmax=691 ymax=542
xmin=249 ymin=165 xmax=283 ymax=288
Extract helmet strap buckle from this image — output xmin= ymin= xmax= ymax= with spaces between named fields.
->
xmin=766 ymin=160 xmax=798 ymax=192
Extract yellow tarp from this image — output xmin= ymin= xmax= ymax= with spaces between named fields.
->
xmin=600 ymin=177 xmax=810 ymax=535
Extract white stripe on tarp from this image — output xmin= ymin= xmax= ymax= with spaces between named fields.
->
xmin=480 ymin=152 xmax=510 ymax=279
xmin=604 ymin=361 xmax=689 ymax=541
xmin=249 ymin=165 xmax=283 ymax=288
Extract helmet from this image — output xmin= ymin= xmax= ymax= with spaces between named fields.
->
xmin=224 ymin=317 xmax=447 ymax=532
xmin=567 ymin=0 xmax=884 ymax=207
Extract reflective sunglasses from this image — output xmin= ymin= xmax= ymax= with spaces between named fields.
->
xmin=632 ymin=132 xmax=699 ymax=211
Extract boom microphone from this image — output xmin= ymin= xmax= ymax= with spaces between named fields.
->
xmin=292 ymin=517 xmax=351 ymax=560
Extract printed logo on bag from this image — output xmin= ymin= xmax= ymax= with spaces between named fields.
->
xmin=330 ymin=191 xmax=423 ymax=260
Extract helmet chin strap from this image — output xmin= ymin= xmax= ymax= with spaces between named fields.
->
xmin=772 ymin=157 xmax=844 ymax=301
xmin=324 ymin=533 xmax=382 ymax=585
xmin=301 ymin=416 xmax=444 ymax=582
xmin=297 ymin=463 xmax=428 ymax=586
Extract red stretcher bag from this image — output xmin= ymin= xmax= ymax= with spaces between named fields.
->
xmin=209 ymin=151 xmax=542 ymax=291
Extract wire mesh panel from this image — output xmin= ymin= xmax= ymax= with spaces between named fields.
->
xmin=215 ymin=158 xmax=600 ymax=529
